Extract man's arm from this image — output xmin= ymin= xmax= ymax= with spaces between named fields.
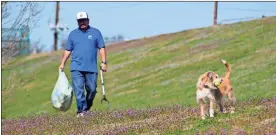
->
xmin=99 ymin=48 xmax=106 ymax=62
xmin=60 ymin=32 xmax=73 ymax=70
xmin=97 ymin=30 xmax=107 ymax=72
xmin=59 ymin=50 xmax=72 ymax=70
xmin=99 ymin=48 xmax=107 ymax=72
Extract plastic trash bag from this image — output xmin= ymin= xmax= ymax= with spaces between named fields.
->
xmin=51 ymin=69 xmax=73 ymax=112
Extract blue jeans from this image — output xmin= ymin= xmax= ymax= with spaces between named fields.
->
xmin=71 ymin=71 xmax=98 ymax=114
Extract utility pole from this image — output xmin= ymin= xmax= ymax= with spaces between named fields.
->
xmin=54 ymin=1 xmax=60 ymax=51
xmin=49 ymin=1 xmax=68 ymax=52
xmin=213 ymin=1 xmax=218 ymax=25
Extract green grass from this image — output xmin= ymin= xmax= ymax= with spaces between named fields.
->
xmin=2 ymin=17 xmax=276 ymax=120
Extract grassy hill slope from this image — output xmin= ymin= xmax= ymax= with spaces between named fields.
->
xmin=2 ymin=17 xmax=276 ymax=119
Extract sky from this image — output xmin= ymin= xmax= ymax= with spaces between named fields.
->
xmin=4 ymin=1 xmax=276 ymax=52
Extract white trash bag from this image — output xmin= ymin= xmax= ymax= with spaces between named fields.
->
xmin=51 ymin=69 xmax=73 ymax=112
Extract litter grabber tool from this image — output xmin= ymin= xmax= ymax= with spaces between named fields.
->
xmin=100 ymin=66 xmax=110 ymax=109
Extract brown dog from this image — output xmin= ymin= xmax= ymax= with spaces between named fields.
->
xmin=196 ymin=59 xmax=235 ymax=119
xmin=216 ymin=59 xmax=236 ymax=114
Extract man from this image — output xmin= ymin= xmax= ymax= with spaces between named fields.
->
xmin=59 ymin=12 xmax=107 ymax=117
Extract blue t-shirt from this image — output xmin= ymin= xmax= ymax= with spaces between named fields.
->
xmin=65 ymin=25 xmax=105 ymax=73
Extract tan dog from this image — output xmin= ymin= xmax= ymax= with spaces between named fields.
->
xmin=196 ymin=59 xmax=235 ymax=119
xmin=196 ymin=71 xmax=222 ymax=119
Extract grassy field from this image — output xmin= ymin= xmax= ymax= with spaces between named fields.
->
xmin=1 ymin=17 xmax=276 ymax=134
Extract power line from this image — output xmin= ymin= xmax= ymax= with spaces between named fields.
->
xmin=218 ymin=16 xmax=262 ymax=24
xmin=222 ymin=8 xmax=276 ymax=13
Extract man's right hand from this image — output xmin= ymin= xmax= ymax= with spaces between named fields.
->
xmin=59 ymin=64 xmax=64 ymax=70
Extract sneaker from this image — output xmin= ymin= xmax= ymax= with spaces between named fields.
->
xmin=76 ymin=112 xmax=84 ymax=118
xmin=83 ymin=110 xmax=89 ymax=114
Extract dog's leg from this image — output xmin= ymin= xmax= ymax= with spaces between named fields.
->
xmin=199 ymin=100 xmax=206 ymax=120
xmin=209 ymin=99 xmax=215 ymax=117
xmin=227 ymin=89 xmax=236 ymax=114
xmin=208 ymin=91 xmax=216 ymax=118
xmin=215 ymin=89 xmax=223 ymax=113
xmin=217 ymin=99 xmax=223 ymax=113
xmin=200 ymin=103 xmax=206 ymax=119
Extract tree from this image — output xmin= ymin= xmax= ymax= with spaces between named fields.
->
xmin=1 ymin=2 xmax=44 ymax=64
xmin=104 ymin=36 xmax=109 ymax=41
xmin=30 ymin=40 xmax=45 ymax=54
xmin=117 ymin=34 xmax=124 ymax=41
xmin=111 ymin=36 xmax=117 ymax=42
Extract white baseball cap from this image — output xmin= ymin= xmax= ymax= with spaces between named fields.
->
xmin=76 ymin=12 xmax=89 ymax=20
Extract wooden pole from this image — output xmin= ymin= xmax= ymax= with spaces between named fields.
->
xmin=213 ymin=1 xmax=218 ymax=25
xmin=54 ymin=1 xmax=60 ymax=51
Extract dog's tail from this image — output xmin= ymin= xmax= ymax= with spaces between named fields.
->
xmin=221 ymin=59 xmax=231 ymax=79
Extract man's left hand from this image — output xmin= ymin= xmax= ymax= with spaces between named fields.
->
xmin=101 ymin=63 xmax=107 ymax=72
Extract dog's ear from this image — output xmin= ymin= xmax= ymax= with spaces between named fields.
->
xmin=202 ymin=75 xmax=208 ymax=82
xmin=207 ymin=72 xmax=213 ymax=79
